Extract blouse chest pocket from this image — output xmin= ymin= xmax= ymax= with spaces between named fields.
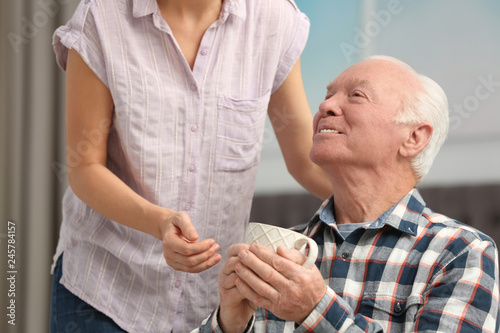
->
xmin=358 ymin=294 xmax=424 ymax=325
xmin=215 ymin=94 xmax=270 ymax=172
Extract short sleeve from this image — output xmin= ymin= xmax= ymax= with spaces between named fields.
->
xmin=52 ymin=0 xmax=108 ymax=87
xmin=271 ymin=0 xmax=310 ymax=93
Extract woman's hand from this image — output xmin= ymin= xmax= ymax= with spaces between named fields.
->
xmin=160 ymin=211 xmax=221 ymax=273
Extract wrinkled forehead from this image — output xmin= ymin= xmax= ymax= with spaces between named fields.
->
xmin=328 ymin=59 xmax=420 ymax=97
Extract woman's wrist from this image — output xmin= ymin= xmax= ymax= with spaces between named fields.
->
xmin=143 ymin=203 xmax=175 ymax=240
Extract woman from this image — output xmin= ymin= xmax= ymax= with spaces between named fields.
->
xmin=49 ymin=0 xmax=332 ymax=331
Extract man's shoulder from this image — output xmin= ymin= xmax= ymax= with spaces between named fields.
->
xmin=421 ymin=207 xmax=497 ymax=248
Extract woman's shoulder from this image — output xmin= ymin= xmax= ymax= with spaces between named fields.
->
xmin=243 ymin=0 xmax=305 ymax=20
xmin=74 ymin=0 xmax=133 ymax=18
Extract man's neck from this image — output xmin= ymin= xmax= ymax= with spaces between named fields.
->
xmin=328 ymin=168 xmax=417 ymax=225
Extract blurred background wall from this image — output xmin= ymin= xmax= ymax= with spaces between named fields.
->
xmin=1 ymin=1 xmax=78 ymax=332
xmin=1 ymin=0 xmax=499 ymax=332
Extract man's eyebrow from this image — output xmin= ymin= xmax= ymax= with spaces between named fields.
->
xmin=326 ymin=78 xmax=375 ymax=93
xmin=350 ymin=78 xmax=379 ymax=101
xmin=350 ymin=78 xmax=374 ymax=90
xmin=326 ymin=81 xmax=335 ymax=94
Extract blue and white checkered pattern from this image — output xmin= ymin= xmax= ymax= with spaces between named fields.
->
xmin=198 ymin=188 xmax=500 ymax=332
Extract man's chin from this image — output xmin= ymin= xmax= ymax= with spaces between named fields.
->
xmin=310 ymin=147 xmax=332 ymax=168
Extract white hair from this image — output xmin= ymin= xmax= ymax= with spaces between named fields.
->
xmin=368 ymin=55 xmax=449 ymax=183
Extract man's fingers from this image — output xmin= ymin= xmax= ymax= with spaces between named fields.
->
xmin=234 ymin=262 xmax=278 ymax=308
xmin=235 ymin=245 xmax=327 ymax=323
xmin=222 ymin=256 xmax=243 ymax=275
xmin=221 ymin=271 xmax=240 ymax=290
xmin=235 ymin=249 xmax=284 ymax=302
xmin=250 ymin=245 xmax=312 ymax=282
xmin=276 ymin=246 xmax=307 ymax=266
xmin=227 ymin=243 xmax=250 ymax=257
xmin=247 ymin=245 xmax=299 ymax=279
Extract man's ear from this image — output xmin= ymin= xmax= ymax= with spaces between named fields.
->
xmin=399 ymin=123 xmax=433 ymax=157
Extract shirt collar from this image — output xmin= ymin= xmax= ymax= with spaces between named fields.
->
xmin=220 ymin=0 xmax=246 ymax=21
xmin=132 ymin=0 xmax=246 ymax=21
xmin=132 ymin=0 xmax=157 ymax=18
xmin=315 ymin=188 xmax=425 ymax=236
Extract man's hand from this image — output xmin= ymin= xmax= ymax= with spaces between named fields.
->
xmin=218 ymin=244 xmax=259 ymax=332
xmin=234 ymin=244 xmax=326 ymax=324
xmin=160 ymin=211 xmax=221 ymax=273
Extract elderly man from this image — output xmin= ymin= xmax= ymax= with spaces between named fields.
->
xmin=196 ymin=56 xmax=500 ymax=332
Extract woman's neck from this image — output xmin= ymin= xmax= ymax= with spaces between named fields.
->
xmin=157 ymin=0 xmax=223 ymax=20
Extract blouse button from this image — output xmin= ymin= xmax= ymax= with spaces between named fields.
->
xmin=394 ymin=303 xmax=402 ymax=313
xmin=341 ymin=252 xmax=349 ymax=259
xmin=200 ymin=48 xmax=208 ymax=56
xmin=190 ymin=84 xmax=197 ymax=91
xmin=190 ymin=124 xmax=199 ymax=132
xmin=184 ymin=203 xmax=192 ymax=211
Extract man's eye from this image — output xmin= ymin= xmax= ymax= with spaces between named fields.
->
xmin=352 ymin=91 xmax=365 ymax=98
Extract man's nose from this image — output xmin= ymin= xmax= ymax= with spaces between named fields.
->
xmin=318 ymin=96 xmax=341 ymax=117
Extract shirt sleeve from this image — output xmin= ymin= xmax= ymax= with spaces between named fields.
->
xmin=413 ymin=237 xmax=500 ymax=332
xmin=270 ymin=0 xmax=310 ymax=94
xmin=196 ymin=306 xmax=255 ymax=333
xmin=52 ymin=0 xmax=108 ymax=87
xmin=296 ymin=237 xmax=500 ymax=332
xmin=296 ymin=287 xmax=384 ymax=332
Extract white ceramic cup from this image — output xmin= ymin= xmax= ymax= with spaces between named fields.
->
xmin=245 ymin=222 xmax=318 ymax=268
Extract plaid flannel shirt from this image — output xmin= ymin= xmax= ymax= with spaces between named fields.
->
xmin=197 ymin=188 xmax=500 ymax=332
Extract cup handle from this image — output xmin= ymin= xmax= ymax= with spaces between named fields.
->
xmin=294 ymin=238 xmax=318 ymax=268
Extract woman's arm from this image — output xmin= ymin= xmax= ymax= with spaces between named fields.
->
xmin=268 ymin=59 xmax=333 ymax=200
xmin=64 ymin=48 xmax=221 ymax=272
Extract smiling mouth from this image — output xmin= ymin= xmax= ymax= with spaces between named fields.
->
xmin=319 ymin=129 xmax=340 ymax=134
